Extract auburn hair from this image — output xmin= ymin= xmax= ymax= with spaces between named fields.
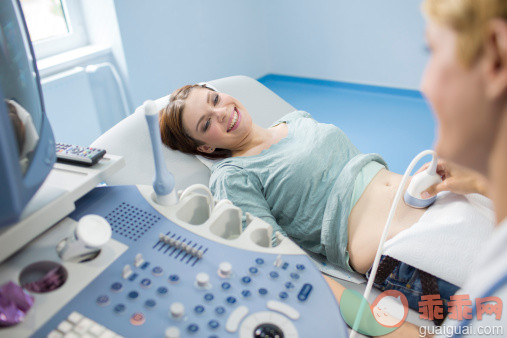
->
xmin=159 ymin=84 xmax=232 ymax=160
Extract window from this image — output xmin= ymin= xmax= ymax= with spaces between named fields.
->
xmin=20 ymin=0 xmax=89 ymax=59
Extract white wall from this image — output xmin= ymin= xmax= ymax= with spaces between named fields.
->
xmin=114 ymin=0 xmax=271 ymax=108
xmin=264 ymin=0 xmax=428 ymax=89
xmin=114 ymin=0 xmax=427 ymax=109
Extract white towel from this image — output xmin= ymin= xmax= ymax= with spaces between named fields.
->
xmin=382 ymin=192 xmax=495 ymax=287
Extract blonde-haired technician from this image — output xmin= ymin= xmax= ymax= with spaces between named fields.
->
xmin=415 ymin=0 xmax=507 ymax=336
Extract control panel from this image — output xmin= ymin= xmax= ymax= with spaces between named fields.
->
xmin=0 ymin=184 xmax=348 ymax=337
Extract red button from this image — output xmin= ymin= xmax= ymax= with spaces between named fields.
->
xmin=130 ymin=312 xmax=145 ymax=326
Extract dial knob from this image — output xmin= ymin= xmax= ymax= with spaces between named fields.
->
xmin=218 ymin=262 xmax=232 ymax=278
xmin=165 ymin=326 xmax=180 ymax=338
xmin=170 ymin=302 xmax=185 ymax=319
xmin=196 ymin=272 xmax=210 ymax=288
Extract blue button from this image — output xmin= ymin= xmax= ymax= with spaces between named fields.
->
xmin=128 ymin=273 xmax=138 ymax=281
xmin=296 ymin=264 xmax=306 ymax=271
xmin=241 ymin=290 xmax=251 ymax=298
xmin=96 ymin=295 xmax=110 ymax=306
xmin=114 ymin=303 xmax=126 ymax=314
xmin=194 ymin=305 xmax=205 ymax=314
xmin=279 ymin=292 xmax=289 ymax=300
xmin=281 ymin=262 xmax=289 ymax=270
xmin=168 ymin=274 xmax=180 ymax=283
xmin=157 ymin=286 xmax=168 ymax=296
xmin=144 ymin=299 xmax=156 ymax=309
xmin=241 ymin=276 xmax=251 ymax=284
xmin=269 ymin=271 xmax=279 ymax=279
xmin=204 ymin=293 xmax=214 ymax=302
xmin=226 ymin=296 xmax=237 ymax=305
xmin=298 ymin=283 xmax=313 ymax=302
xmin=215 ymin=306 xmax=226 ymax=315
xmin=140 ymin=262 xmax=150 ymax=270
xmin=187 ymin=323 xmax=199 ymax=333
xmin=290 ymin=273 xmax=300 ymax=280
xmin=255 ymin=258 xmax=264 ymax=265
xmin=128 ymin=291 xmax=139 ymax=299
xmin=258 ymin=288 xmax=268 ymax=296
xmin=208 ymin=320 xmax=220 ymax=329
xmin=140 ymin=278 xmax=152 ymax=288
xmin=111 ymin=282 xmax=123 ymax=292
xmin=285 ymin=282 xmax=294 ymax=290
xmin=152 ymin=266 xmax=163 ymax=276
xmin=209 ymin=336 xmax=219 ymax=338
xmin=249 ymin=267 xmax=258 ymax=274
xmin=221 ymin=282 xmax=231 ymax=290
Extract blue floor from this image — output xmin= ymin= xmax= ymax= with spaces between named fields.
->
xmin=258 ymin=74 xmax=437 ymax=174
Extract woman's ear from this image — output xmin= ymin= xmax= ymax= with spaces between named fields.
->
xmin=197 ymin=145 xmax=215 ymax=153
xmin=483 ymin=19 xmax=507 ymax=100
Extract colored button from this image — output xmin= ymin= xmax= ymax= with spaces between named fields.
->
xmin=145 ymin=299 xmax=156 ymax=309
xmin=285 ymin=282 xmax=294 ymax=290
xmin=204 ymin=293 xmax=214 ymax=302
xmin=248 ymin=267 xmax=258 ymax=274
xmin=269 ymin=271 xmax=279 ymax=279
xmin=221 ymin=282 xmax=231 ymax=290
xmin=215 ymin=306 xmax=226 ymax=315
xmin=130 ymin=312 xmax=145 ymax=326
xmin=255 ymin=258 xmax=264 ymax=265
xmin=226 ymin=296 xmax=237 ymax=304
xmin=279 ymin=292 xmax=289 ymax=300
xmin=241 ymin=290 xmax=251 ymax=298
xmin=111 ymin=282 xmax=123 ymax=293
xmin=241 ymin=276 xmax=251 ymax=284
xmin=187 ymin=323 xmax=199 ymax=334
xmin=140 ymin=262 xmax=150 ymax=270
xmin=290 ymin=273 xmax=300 ymax=280
xmin=281 ymin=262 xmax=289 ymax=270
xmin=296 ymin=264 xmax=306 ymax=271
xmin=128 ymin=291 xmax=139 ymax=300
xmin=157 ymin=286 xmax=168 ymax=296
xmin=169 ymin=275 xmax=180 ymax=283
xmin=152 ymin=266 xmax=164 ymax=276
xmin=194 ymin=305 xmax=205 ymax=314
xmin=140 ymin=278 xmax=152 ymax=288
xmin=258 ymin=288 xmax=268 ymax=296
xmin=128 ymin=273 xmax=138 ymax=281
xmin=96 ymin=295 xmax=110 ymax=306
xmin=297 ymin=283 xmax=313 ymax=302
xmin=114 ymin=304 xmax=126 ymax=314
xmin=208 ymin=320 xmax=220 ymax=330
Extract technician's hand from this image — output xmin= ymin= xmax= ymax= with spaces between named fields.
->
xmin=416 ymin=159 xmax=489 ymax=198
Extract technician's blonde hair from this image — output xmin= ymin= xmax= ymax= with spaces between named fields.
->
xmin=422 ymin=0 xmax=507 ymax=67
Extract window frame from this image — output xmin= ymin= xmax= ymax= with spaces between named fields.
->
xmin=28 ymin=0 xmax=89 ymax=59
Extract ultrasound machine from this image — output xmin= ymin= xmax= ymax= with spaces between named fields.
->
xmin=0 ymin=1 xmax=348 ymax=337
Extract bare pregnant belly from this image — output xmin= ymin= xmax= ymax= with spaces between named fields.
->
xmin=347 ymin=169 xmax=428 ymax=274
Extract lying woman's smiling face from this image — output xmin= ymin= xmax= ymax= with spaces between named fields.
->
xmin=182 ymin=87 xmax=253 ymax=153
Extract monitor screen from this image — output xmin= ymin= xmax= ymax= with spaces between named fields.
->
xmin=0 ymin=0 xmax=55 ymax=227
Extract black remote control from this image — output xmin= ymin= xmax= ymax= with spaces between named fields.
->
xmin=56 ymin=143 xmax=106 ymax=166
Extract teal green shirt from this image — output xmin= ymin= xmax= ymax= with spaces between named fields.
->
xmin=209 ymin=111 xmax=386 ymax=271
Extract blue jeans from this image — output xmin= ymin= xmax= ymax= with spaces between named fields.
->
xmin=366 ymin=256 xmax=460 ymax=314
